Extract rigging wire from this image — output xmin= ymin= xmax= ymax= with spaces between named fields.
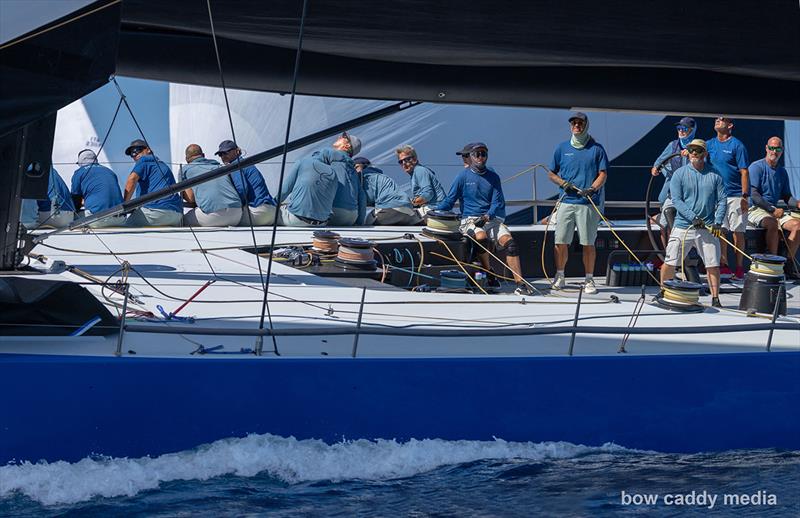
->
xmin=257 ymin=0 xmax=310 ymax=355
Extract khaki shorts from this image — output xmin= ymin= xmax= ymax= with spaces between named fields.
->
xmin=664 ymin=227 xmax=721 ymax=267
xmin=460 ymin=216 xmax=511 ymax=241
xmin=722 ymin=196 xmax=747 ymax=233
xmin=555 ymin=203 xmax=600 ymax=246
xmin=748 ymin=206 xmax=795 ymax=228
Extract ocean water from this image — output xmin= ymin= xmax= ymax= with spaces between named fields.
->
xmin=1 ymin=434 xmax=798 ymax=517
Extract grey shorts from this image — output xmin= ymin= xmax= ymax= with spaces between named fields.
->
xmin=125 ymin=207 xmax=183 ymax=227
xmin=664 ymin=227 xmax=721 ymax=267
xmin=554 ymin=203 xmax=600 ymax=246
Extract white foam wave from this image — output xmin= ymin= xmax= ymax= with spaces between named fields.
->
xmin=0 ymin=434 xmax=632 ymax=506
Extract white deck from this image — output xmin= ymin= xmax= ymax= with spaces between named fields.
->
xmin=2 ymin=225 xmax=798 ymax=358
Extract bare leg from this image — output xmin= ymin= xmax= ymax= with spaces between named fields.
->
xmin=706 ymin=266 xmax=721 ymax=298
xmin=473 ymin=230 xmax=492 ymax=271
xmin=719 ymin=234 xmax=729 ymax=267
xmin=499 ymin=235 xmax=523 ymax=283
xmin=555 ymin=243 xmax=568 ymax=271
xmin=733 ymin=232 xmax=746 ymax=268
xmin=582 ymin=245 xmax=596 ymax=277
xmin=784 ymin=220 xmax=800 ymax=259
xmin=661 ymin=264 xmax=675 ymax=284
xmin=761 ymin=218 xmax=780 ymax=254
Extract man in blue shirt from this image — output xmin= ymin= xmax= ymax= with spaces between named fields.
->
xmin=122 ymin=139 xmax=183 ymax=227
xmin=181 ymin=144 xmax=243 ymax=227
xmin=660 ymin=139 xmax=726 ymax=306
xmin=436 ymin=142 xmax=530 ymax=295
xmin=747 ymin=137 xmax=799 ymax=263
xmin=277 ymin=148 xmax=339 ymax=226
xmin=650 ymin=117 xmax=694 ymax=245
xmin=706 ymin=117 xmax=750 ymax=279
xmin=354 ymin=157 xmax=419 ymax=225
xmin=71 ymin=149 xmax=125 ymax=228
xmin=215 ymin=140 xmax=277 ymax=226
xmin=329 ymin=132 xmax=366 ymax=226
xmin=396 ymin=144 xmax=446 ymax=218
xmin=546 ymin=112 xmax=608 ymax=294
xmin=35 ymin=167 xmax=76 ymax=228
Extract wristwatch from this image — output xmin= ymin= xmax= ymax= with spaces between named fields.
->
xmin=741 ymin=192 xmax=748 ymax=199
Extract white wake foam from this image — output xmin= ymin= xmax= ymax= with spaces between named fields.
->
xmin=0 ymin=434 xmax=631 ymax=506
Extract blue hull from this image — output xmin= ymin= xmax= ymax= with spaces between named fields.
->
xmin=2 ymin=352 xmax=799 ymax=463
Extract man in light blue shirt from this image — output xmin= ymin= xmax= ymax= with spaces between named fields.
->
xmin=395 ymin=144 xmax=446 ymax=217
xmin=747 ymin=137 xmax=799 ymax=262
xmin=546 ymin=112 xmax=608 ymax=294
xmin=181 ymin=144 xmax=243 ymax=227
xmin=35 ymin=167 xmax=76 ymax=228
xmin=354 ymin=157 xmax=418 ymax=225
xmin=328 ymin=132 xmax=366 ymax=226
xmin=216 ymin=140 xmax=277 ymax=226
xmin=706 ymin=117 xmax=750 ymax=279
xmin=661 ymin=139 xmax=726 ymax=306
xmin=71 ymin=149 xmax=125 ymax=228
xmin=277 ymin=148 xmax=339 ymax=226
xmin=122 ymin=139 xmax=183 ymax=227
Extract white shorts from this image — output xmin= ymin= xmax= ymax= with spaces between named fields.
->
xmin=664 ymin=227 xmax=721 ymax=268
xmin=722 ymin=197 xmax=747 ymax=233
xmin=185 ymin=206 xmax=242 ymax=227
xmin=747 ymin=206 xmax=796 ymax=228
xmin=459 ymin=216 xmax=511 ymax=242
xmin=238 ymin=203 xmax=276 ymax=226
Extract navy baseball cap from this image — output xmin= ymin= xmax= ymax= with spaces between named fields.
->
xmin=215 ymin=140 xmax=238 ymax=155
xmin=568 ymin=112 xmax=588 ymax=122
xmin=124 ymin=139 xmax=148 ymax=156
xmin=675 ymin=117 xmax=696 ymax=129
xmin=458 ymin=142 xmax=487 ymax=155
xmin=353 ymin=156 xmax=371 ymax=166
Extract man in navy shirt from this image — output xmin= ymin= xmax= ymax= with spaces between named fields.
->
xmin=747 ymin=137 xmax=799 ymax=264
xmin=71 ymin=149 xmax=125 ymax=228
xmin=216 ymin=140 xmax=277 ymax=226
xmin=122 ymin=139 xmax=183 ymax=227
xmin=546 ymin=112 xmax=608 ymax=294
xmin=435 ymin=142 xmax=530 ymax=295
xmin=706 ymin=117 xmax=749 ymax=279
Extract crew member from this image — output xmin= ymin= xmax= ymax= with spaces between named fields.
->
xmin=396 ymin=144 xmax=446 ymax=217
xmin=70 ymin=149 xmax=125 ymax=228
xmin=122 ymin=139 xmax=183 ymax=227
xmin=216 ymin=140 xmax=277 ymax=226
xmin=354 ymin=157 xmax=419 ymax=225
xmin=277 ymin=148 xmax=339 ymax=226
xmin=181 ymin=144 xmax=243 ymax=227
xmin=329 ymin=132 xmax=366 ymax=226
xmin=435 ymin=142 xmax=532 ymax=296
xmin=650 ymin=117 xmax=695 ymax=246
xmin=456 ymin=143 xmax=473 ymax=168
xmin=706 ymin=117 xmax=749 ymax=279
xmin=660 ymin=139 xmax=726 ymax=307
xmin=36 ymin=167 xmax=76 ymax=228
xmin=546 ymin=112 xmax=608 ymax=294
xmin=748 ymin=137 xmax=800 ymax=267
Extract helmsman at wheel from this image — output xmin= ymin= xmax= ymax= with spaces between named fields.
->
xmin=660 ymin=139 xmax=726 ymax=307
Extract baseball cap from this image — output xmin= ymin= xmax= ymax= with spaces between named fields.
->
xmin=124 ymin=139 xmax=148 ymax=156
xmin=353 ymin=156 xmax=371 ymax=166
xmin=568 ymin=111 xmax=588 ymax=123
xmin=674 ymin=117 xmax=696 ymax=129
xmin=215 ymin=140 xmax=238 ymax=156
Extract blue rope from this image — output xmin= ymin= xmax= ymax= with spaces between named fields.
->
xmin=70 ymin=316 xmax=102 ymax=336
xmin=157 ymin=305 xmax=196 ymax=323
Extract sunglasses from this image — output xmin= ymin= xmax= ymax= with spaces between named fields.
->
xmin=129 ymin=147 xmax=145 ymax=157
xmin=716 ymin=117 xmax=731 ymax=122
xmin=570 ymin=120 xmax=585 ymax=126
xmin=676 ymin=125 xmax=691 ymax=132
xmin=687 ymin=148 xmax=705 ymax=155
xmin=767 ymin=145 xmax=783 ymax=152
xmin=471 ymin=150 xmax=488 ymax=158
xmin=397 ymin=156 xmax=415 ymax=164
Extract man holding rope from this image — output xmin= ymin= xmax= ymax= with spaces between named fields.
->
xmin=547 ymin=112 xmax=608 ymax=294
xmin=660 ymin=139 xmax=726 ymax=307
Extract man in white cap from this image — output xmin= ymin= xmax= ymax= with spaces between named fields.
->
xmin=70 ymin=149 xmax=126 ymax=227
xmin=181 ymin=144 xmax=243 ymax=227
xmin=546 ymin=112 xmax=609 ymax=294
xmin=660 ymin=139 xmax=726 ymax=307
xmin=329 ymin=132 xmax=366 ymax=225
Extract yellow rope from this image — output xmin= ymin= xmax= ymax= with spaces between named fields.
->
xmin=463 ymin=233 xmax=538 ymax=291
xmin=430 ymin=236 xmax=488 ymax=295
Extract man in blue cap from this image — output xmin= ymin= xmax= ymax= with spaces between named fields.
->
xmin=70 ymin=149 xmax=125 ymax=228
xmin=706 ymin=116 xmax=750 ymax=280
xmin=649 ymin=116 xmax=695 ymax=245
xmin=547 ymin=112 xmax=609 ymax=294
xmin=122 ymin=139 xmax=183 ymax=226
xmin=660 ymin=139 xmax=726 ymax=307
xmin=396 ymin=144 xmax=446 ymax=218
xmin=216 ymin=140 xmax=277 ymax=226
xmin=353 ymin=157 xmax=418 ymax=225
xmin=181 ymin=144 xmax=243 ymax=227
xmin=436 ymin=142 xmax=531 ymax=295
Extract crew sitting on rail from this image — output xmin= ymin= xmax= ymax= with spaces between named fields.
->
xmin=650 ymin=117 xmax=694 ymax=246
xmin=35 ymin=167 xmax=76 ymax=228
xmin=706 ymin=116 xmax=750 ymax=280
xmin=181 ymin=144 xmax=243 ymax=227
xmin=354 ymin=157 xmax=419 ymax=225
xmin=435 ymin=142 xmax=532 ymax=296
xmin=329 ymin=132 xmax=366 ymax=226
xmin=660 ymin=139 xmax=726 ymax=307
xmin=748 ymin=137 xmax=800 ymax=270
xmin=215 ymin=140 xmax=277 ymax=226
xmin=546 ymin=112 xmax=609 ymax=295
xmin=70 ymin=149 xmax=126 ymax=228
xmin=396 ymin=144 xmax=446 ymax=218
xmin=277 ymin=146 xmax=340 ymax=226
xmin=122 ymin=139 xmax=183 ymax=227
